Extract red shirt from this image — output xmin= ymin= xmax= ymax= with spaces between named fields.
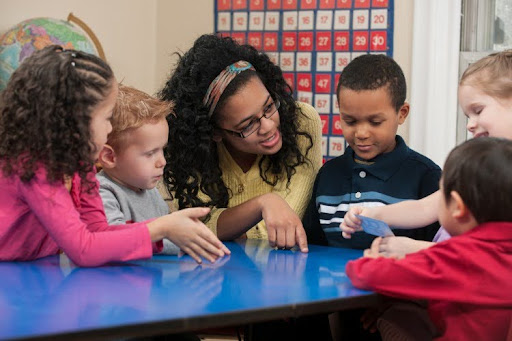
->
xmin=346 ymin=222 xmax=512 ymax=340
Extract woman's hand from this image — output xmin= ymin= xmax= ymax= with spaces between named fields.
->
xmin=261 ymin=194 xmax=309 ymax=253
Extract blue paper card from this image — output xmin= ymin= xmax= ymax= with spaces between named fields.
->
xmin=356 ymin=215 xmax=395 ymax=237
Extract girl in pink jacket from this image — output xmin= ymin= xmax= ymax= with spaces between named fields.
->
xmin=0 ymin=45 xmax=229 ymax=267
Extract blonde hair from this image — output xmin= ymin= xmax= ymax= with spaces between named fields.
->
xmin=108 ymin=84 xmax=174 ymax=150
xmin=460 ymin=50 xmax=512 ymax=100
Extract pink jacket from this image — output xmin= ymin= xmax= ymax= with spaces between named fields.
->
xmin=0 ymin=168 xmax=160 ymax=266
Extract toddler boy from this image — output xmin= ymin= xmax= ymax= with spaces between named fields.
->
xmin=97 ymin=84 xmax=178 ymax=254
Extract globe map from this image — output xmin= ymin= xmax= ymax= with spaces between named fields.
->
xmin=0 ymin=17 xmax=98 ymax=91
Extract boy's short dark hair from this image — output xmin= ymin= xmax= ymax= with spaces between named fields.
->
xmin=336 ymin=54 xmax=406 ymax=112
xmin=443 ymin=137 xmax=512 ymax=224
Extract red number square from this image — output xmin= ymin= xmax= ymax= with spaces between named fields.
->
xmin=283 ymin=73 xmax=295 ymax=89
xmin=298 ymin=32 xmax=314 ymax=51
xmin=315 ymin=74 xmax=332 ymax=93
xmin=282 ymin=0 xmax=298 ymax=9
xmin=352 ymin=31 xmax=369 ymax=51
xmin=231 ymin=33 xmax=246 ymax=45
xmin=336 ymin=0 xmax=352 ymax=8
xmin=372 ymin=0 xmax=388 ymax=7
xmin=334 ymin=31 xmax=350 ymax=51
xmin=370 ymin=31 xmax=387 ymax=51
xmin=232 ymin=0 xmax=247 ymax=9
xmin=335 ymin=73 xmax=341 ymax=91
xmin=297 ymin=73 xmax=313 ymax=91
xmin=217 ymin=0 xmax=231 ymax=10
xmin=250 ymin=0 xmax=264 ymax=10
xmin=332 ymin=116 xmax=343 ymax=135
xmin=301 ymin=0 xmax=317 ymax=9
xmin=263 ymin=33 xmax=278 ymax=51
xmin=320 ymin=115 xmax=330 ymax=134
xmin=354 ymin=0 xmax=370 ymax=7
xmin=282 ymin=32 xmax=297 ymax=51
xmin=316 ymin=32 xmax=332 ymax=51
xmin=267 ymin=0 xmax=281 ymax=9
xmin=248 ymin=32 xmax=263 ymax=50
xmin=319 ymin=0 xmax=335 ymax=8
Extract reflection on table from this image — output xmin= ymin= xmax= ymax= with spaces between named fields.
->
xmin=0 ymin=240 xmax=376 ymax=340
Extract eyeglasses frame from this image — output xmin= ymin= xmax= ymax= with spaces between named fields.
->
xmin=217 ymin=98 xmax=281 ymax=138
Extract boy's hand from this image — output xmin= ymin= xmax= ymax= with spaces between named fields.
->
xmin=378 ymin=236 xmax=433 ymax=259
xmin=261 ymin=194 xmax=308 ymax=253
xmin=152 ymin=207 xmax=231 ymax=264
xmin=363 ymin=237 xmax=383 ymax=258
xmin=364 ymin=237 xmax=402 ymax=259
xmin=340 ymin=206 xmax=365 ymax=238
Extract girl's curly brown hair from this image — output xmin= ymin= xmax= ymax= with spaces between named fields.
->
xmin=0 ymin=45 xmax=114 ymax=187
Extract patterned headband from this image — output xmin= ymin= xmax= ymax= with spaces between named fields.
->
xmin=203 ymin=60 xmax=256 ymax=117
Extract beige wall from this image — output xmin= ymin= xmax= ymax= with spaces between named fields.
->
xmin=154 ymin=0 xmax=214 ymax=94
xmin=0 ymin=0 xmax=158 ymax=94
xmin=1 ymin=0 xmax=414 ymax=142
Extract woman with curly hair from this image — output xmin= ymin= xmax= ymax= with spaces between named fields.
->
xmin=0 ymin=45 xmax=228 ymax=267
xmin=160 ymin=34 xmax=322 ymax=252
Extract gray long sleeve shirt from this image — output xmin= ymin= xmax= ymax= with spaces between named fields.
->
xmin=96 ymin=170 xmax=179 ymax=255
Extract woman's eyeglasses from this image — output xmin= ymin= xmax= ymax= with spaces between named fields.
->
xmin=219 ymin=99 xmax=281 ymax=138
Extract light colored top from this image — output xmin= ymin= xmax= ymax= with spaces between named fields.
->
xmin=162 ymin=102 xmax=322 ymax=239
xmin=432 ymin=226 xmax=451 ymax=242
xmin=0 ymin=167 xmax=158 ymax=267
xmin=97 ymin=170 xmax=179 ymax=255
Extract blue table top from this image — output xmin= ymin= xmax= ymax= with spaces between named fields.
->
xmin=0 ymin=240 xmax=375 ymax=340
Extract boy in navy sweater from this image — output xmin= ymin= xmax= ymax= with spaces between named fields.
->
xmin=303 ymin=54 xmax=441 ymax=249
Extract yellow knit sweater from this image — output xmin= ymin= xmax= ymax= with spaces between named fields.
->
xmin=160 ymin=102 xmax=322 ymax=239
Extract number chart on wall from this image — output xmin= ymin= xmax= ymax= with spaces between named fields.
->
xmin=215 ymin=0 xmax=394 ymax=161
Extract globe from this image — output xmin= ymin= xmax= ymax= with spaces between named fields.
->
xmin=0 ymin=17 xmax=99 ymax=91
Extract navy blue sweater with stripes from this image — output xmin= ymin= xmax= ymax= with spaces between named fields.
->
xmin=303 ymin=136 xmax=441 ymax=249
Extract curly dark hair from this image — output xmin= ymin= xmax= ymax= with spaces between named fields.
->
xmin=336 ymin=54 xmax=406 ymax=111
xmin=0 ymin=45 xmax=114 ymax=187
xmin=159 ymin=34 xmax=313 ymax=209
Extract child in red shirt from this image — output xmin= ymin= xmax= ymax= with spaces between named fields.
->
xmin=346 ymin=137 xmax=512 ymax=340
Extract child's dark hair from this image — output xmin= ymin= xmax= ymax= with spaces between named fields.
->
xmin=0 ymin=45 xmax=114 ymax=186
xmin=336 ymin=54 xmax=406 ymax=112
xmin=442 ymin=137 xmax=512 ymax=224
xmin=159 ymin=34 xmax=313 ymax=209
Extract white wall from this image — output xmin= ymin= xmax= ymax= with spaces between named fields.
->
xmin=408 ymin=0 xmax=461 ymax=167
